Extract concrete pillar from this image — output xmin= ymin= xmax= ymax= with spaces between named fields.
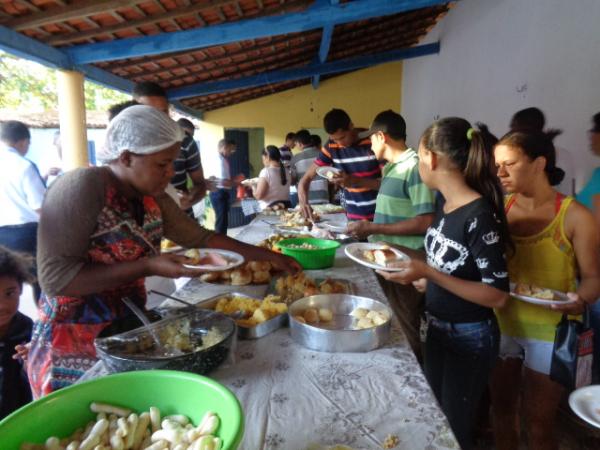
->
xmin=56 ymin=70 xmax=88 ymax=170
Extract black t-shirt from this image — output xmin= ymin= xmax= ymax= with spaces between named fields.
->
xmin=425 ymin=197 xmax=509 ymax=323
xmin=0 ymin=312 xmax=33 ymax=419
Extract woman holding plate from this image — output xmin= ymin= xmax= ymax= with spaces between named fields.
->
xmin=251 ymin=145 xmax=292 ymax=211
xmin=28 ymin=105 xmax=299 ymax=398
xmin=491 ymin=130 xmax=600 ymax=450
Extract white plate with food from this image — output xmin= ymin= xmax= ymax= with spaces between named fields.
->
xmin=316 ymin=166 xmax=342 ymax=181
xmin=241 ymin=177 xmax=260 ymax=186
xmin=569 ymin=385 xmax=600 ymax=429
xmin=182 ymin=248 xmax=244 ymax=271
xmin=344 ymin=243 xmax=409 ymax=272
xmin=510 ymin=282 xmax=575 ymax=306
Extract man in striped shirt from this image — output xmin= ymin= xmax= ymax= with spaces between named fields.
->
xmin=278 ymin=132 xmax=296 ymax=169
xmin=133 ymin=82 xmax=207 ymax=217
xmin=173 ymin=118 xmax=208 ymax=215
xmin=348 ymin=110 xmax=435 ymax=360
xmin=298 ymin=109 xmax=381 ymax=221
xmin=290 ymin=129 xmax=329 ymax=206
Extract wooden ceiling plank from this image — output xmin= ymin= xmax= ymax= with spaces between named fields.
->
xmin=162 ymin=49 xmax=310 ymax=85
xmin=13 ymin=0 xmax=41 ymax=13
xmin=168 ymin=42 xmax=440 ymax=99
xmin=7 ymin=1 xmax=141 ymax=31
xmin=116 ymin=32 xmax=320 ymax=77
xmin=234 ymin=2 xmax=244 ymax=17
xmin=44 ymin=0 xmax=238 ymax=45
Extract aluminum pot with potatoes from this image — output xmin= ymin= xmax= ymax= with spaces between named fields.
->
xmin=288 ymin=294 xmax=391 ymax=352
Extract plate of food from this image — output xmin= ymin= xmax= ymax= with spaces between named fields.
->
xmin=569 ymin=385 xmax=600 ymax=429
xmin=198 ymin=260 xmax=275 ymax=285
xmin=344 ymin=243 xmax=409 ymax=272
xmin=183 ymin=248 xmax=244 ymax=271
xmin=241 ymin=177 xmax=260 ymax=186
xmin=322 ymin=221 xmax=347 ymax=233
xmin=279 ymin=210 xmax=321 ymax=227
xmin=510 ymin=282 xmax=574 ymax=306
xmin=316 ymin=166 xmax=342 ymax=181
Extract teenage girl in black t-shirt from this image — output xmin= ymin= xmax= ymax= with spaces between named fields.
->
xmin=378 ymin=117 xmax=511 ymax=450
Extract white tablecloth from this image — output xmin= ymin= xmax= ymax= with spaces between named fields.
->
xmin=85 ymin=214 xmax=458 ymax=449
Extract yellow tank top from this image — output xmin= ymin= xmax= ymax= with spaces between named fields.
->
xmin=496 ymin=194 xmax=578 ymax=341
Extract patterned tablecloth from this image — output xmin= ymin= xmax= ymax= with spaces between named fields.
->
xmin=85 ymin=214 xmax=458 ymax=450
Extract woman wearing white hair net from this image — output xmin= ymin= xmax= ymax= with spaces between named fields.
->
xmin=28 ymin=105 xmax=300 ymax=397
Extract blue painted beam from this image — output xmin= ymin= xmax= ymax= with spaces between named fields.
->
xmin=168 ymin=42 xmax=440 ymax=100
xmin=0 ymin=25 xmax=71 ymax=69
xmin=312 ymin=0 xmax=339 ymax=90
xmin=67 ymin=0 xmax=449 ymax=64
xmin=171 ymin=100 xmax=204 ymax=120
xmin=0 ymin=24 xmax=204 ymax=117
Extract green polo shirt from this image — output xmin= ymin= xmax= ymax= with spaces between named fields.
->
xmin=369 ymin=148 xmax=435 ymax=249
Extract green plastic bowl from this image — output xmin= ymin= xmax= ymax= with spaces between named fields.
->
xmin=277 ymin=237 xmax=340 ymax=269
xmin=0 ymin=370 xmax=244 ymax=450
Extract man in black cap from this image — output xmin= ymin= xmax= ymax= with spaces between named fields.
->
xmin=347 ymin=109 xmax=435 ymax=360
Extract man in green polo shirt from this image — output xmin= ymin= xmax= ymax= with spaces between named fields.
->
xmin=347 ymin=110 xmax=435 ymax=360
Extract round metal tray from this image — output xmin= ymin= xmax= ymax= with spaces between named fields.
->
xmin=288 ymin=294 xmax=391 ymax=352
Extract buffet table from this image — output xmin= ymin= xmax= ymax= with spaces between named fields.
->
xmin=87 ymin=213 xmax=459 ymax=450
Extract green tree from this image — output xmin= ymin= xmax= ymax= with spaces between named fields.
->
xmin=0 ymin=51 xmax=128 ymax=110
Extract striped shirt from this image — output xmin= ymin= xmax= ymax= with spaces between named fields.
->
xmin=171 ymin=134 xmax=202 ymax=191
xmin=315 ymin=137 xmax=380 ymax=220
xmin=290 ymin=146 xmax=329 ymax=204
xmin=369 ymin=148 xmax=435 ymax=249
xmin=278 ymin=145 xmax=293 ymax=169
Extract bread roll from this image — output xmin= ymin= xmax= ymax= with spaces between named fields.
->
xmin=230 ymin=268 xmax=252 ymax=286
xmin=303 ymin=308 xmax=319 ymax=324
xmin=200 ymin=272 xmax=220 ymax=282
xmin=247 ymin=261 xmax=272 ymax=272
xmin=374 ymin=249 xmax=397 ymax=267
xmin=220 ymin=270 xmax=232 ymax=280
xmin=351 ymin=307 xmax=369 ymax=319
xmin=318 ymin=308 xmax=333 ymax=322
xmin=252 ymin=270 xmax=271 ymax=284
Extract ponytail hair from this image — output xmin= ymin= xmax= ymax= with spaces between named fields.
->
xmin=421 ymin=117 xmax=512 ymax=253
xmin=497 ymin=130 xmax=565 ymax=186
xmin=263 ymin=145 xmax=287 ymax=186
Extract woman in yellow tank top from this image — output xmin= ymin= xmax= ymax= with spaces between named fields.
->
xmin=490 ymin=130 xmax=600 ymax=450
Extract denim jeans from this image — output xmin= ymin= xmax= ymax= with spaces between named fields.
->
xmin=0 ymin=222 xmax=41 ymax=301
xmin=424 ymin=314 xmax=500 ymax=450
xmin=209 ymin=189 xmax=231 ymax=235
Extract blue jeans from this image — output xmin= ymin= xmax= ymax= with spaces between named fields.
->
xmin=209 ymin=189 xmax=231 ymax=234
xmin=424 ymin=314 xmax=500 ymax=450
xmin=0 ymin=222 xmax=41 ymax=301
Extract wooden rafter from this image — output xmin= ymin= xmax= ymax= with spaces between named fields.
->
xmin=112 ymin=32 xmax=320 ymax=77
xmin=43 ymin=0 xmax=237 ymax=45
xmin=162 ymin=47 xmax=312 ymax=86
xmin=4 ymin=1 xmax=141 ymax=31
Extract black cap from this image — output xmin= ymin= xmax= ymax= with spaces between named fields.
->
xmin=358 ymin=110 xmax=407 ymax=140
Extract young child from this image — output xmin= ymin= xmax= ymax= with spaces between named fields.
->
xmin=0 ymin=246 xmax=33 ymax=419
xmin=378 ymin=117 xmax=510 ymax=450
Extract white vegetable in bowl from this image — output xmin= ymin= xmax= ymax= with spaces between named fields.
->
xmin=20 ymin=405 xmax=223 ymax=450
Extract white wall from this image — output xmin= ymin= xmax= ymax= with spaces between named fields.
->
xmin=401 ymin=0 xmax=600 ymax=191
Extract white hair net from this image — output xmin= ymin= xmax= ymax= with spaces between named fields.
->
xmin=101 ymin=104 xmax=184 ymax=160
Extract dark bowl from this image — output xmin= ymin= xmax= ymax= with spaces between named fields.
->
xmin=95 ymin=309 xmax=236 ymax=375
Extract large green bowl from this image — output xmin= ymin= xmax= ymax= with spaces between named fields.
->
xmin=277 ymin=237 xmax=340 ymax=269
xmin=0 ymin=370 xmax=244 ymax=450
